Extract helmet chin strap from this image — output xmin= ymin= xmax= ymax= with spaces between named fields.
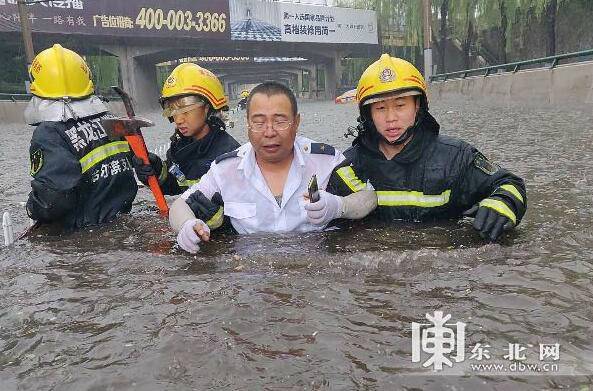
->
xmin=60 ymin=97 xmax=79 ymax=122
xmin=382 ymin=125 xmax=414 ymax=146
xmin=359 ymin=109 xmax=425 ymax=146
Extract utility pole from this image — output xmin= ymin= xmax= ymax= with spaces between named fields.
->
xmin=17 ymin=0 xmax=35 ymax=91
xmin=422 ymin=0 xmax=433 ymax=82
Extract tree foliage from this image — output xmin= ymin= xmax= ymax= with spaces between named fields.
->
xmin=336 ymin=0 xmax=588 ymax=75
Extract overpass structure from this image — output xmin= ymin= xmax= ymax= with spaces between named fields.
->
xmin=0 ymin=0 xmax=378 ymax=111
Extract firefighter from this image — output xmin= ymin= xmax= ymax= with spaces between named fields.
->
xmin=237 ymin=89 xmax=249 ymax=110
xmin=25 ymin=44 xmax=137 ymax=232
xmin=321 ymin=54 xmax=526 ymax=241
xmin=132 ymin=63 xmax=240 ymax=196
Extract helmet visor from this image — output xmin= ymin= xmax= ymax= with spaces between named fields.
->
xmin=362 ymin=89 xmax=422 ymax=106
xmin=162 ymin=95 xmax=206 ymax=117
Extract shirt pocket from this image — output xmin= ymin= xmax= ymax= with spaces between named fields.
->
xmin=224 ymin=202 xmax=257 ymax=219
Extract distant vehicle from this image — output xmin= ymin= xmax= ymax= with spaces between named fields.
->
xmin=335 ymin=88 xmax=356 ymax=104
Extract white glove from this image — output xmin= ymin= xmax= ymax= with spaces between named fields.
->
xmin=176 ymin=218 xmax=210 ymax=254
xmin=304 ymin=190 xmax=344 ymax=226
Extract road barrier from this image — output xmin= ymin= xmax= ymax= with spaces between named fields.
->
xmin=431 ymin=49 xmax=593 ymax=82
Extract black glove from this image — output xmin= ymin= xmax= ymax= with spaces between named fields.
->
xmin=185 ymin=191 xmax=224 ymax=230
xmin=463 ymin=197 xmax=516 ymax=242
xmin=131 ymin=152 xmax=163 ymax=185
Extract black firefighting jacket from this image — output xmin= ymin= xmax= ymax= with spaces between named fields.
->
xmin=157 ymin=119 xmax=240 ymax=195
xmin=26 ymin=112 xmax=138 ymax=231
xmin=327 ymin=111 xmax=526 ymax=224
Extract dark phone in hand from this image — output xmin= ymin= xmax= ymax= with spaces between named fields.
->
xmin=308 ymin=175 xmax=320 ymax=203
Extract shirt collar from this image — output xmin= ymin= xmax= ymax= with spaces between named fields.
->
xmin=293 ymin=137 xmax=306 ymax=167
xmin=238 ymin=143 xmax=254 ymax=177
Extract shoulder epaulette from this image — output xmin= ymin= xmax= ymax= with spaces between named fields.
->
xmin=215 ymin=150 xmax=239 ymax=163
xmin=309 ymin=143 xmax=335 ymax=156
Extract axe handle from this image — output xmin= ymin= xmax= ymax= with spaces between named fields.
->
xmin=112 ymin=86 xmax=135 ymax=117
xmin=125 ymin=134 xmax=169 ymax=217
xmin=111 ymin=86 xmax=169 ymax=217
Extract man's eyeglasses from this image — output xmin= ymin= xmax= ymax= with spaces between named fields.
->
xmin=248 ymin=119 xmax=293 ymax=133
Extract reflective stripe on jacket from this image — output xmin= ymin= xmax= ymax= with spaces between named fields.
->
xmin=26 ymin=112 xmax=138 ymax=231
xmin=327 ymin=112 xmax=526 ymax=224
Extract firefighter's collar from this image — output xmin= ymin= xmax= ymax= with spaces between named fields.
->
xmin=24 ymin=95 xmax=109 ymax=125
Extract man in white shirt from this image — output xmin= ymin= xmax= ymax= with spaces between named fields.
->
xmin=169 ymin=81 xmax=377 ymax=253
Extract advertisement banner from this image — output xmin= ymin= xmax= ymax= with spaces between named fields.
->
xmin=0 ymin=0 xmax=230 ymax=40
xmin=229 ymin=0 xmax=377 ymax=44
xmin=229 ymin=0 xmax=281 ymax=41
xmin=279 ymin=3 xmax=377 ymax=44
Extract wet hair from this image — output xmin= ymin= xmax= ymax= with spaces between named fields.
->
xmin=246 ymin=81 xmax=298 ymax=117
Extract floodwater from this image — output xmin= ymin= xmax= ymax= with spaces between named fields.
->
xmin=1 ymin=98 xmax=592 ymax=390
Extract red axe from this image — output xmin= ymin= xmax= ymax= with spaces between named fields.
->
xmin=101 ymin=86 xmax=169 ymax=217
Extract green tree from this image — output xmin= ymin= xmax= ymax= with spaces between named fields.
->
xmin=475 ymin=0 xmax=521 ymax=64
xmin=523 ymin=0 xmax=569 ymax=56
xmin=432 ymin=0 xmax=450 ymax=75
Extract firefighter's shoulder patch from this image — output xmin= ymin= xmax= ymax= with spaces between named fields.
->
xmin=30 ymin=148 xmax=44 ymax=176
xmin=473 ymin=152 xmax=499 ymax=175
xmin=309 ymin=143 xmax=336 ymax=156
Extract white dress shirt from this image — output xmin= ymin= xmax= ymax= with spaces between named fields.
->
xmin=180 ymin=136 xmax=345 ymax=234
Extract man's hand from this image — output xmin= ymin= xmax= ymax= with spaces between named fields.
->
xmin=177 ymin=218 xmax=210 ymax=254
xmin=464 ymin=197 xmax=516 ymax=242
xmin=304 ymin=190 xmax=344 ymax=226
xmin=131 ymin=152 xmax=163 ymax=185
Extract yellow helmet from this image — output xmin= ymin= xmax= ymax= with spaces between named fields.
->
xmin=29 ymin=44 xmax=94 ymax=99
xmin=240 ymin=89 xmax=250 ymax=99
xmin=160 ymin=63 xmax=228 ymax=111
xmin=356 ymin=54 xmax=427 ymax=107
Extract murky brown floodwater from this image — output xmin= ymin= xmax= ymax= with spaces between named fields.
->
xmin=1 ymin=98 xmax=592 ymax=390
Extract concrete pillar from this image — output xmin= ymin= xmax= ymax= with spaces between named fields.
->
xmin=103 ymin=45 xmax=160 ymax=113
xmin=319 ymin=51 xmax=344 ymax=100
xmin=325 ymin=61 xmax=336 ymax=100
xmin=289 ymin=72 xmax=299 ymax=95
xmin=223 ymin=80 xmax=232 ymax=99
xmin=296 ymin=70 xmax=303 ymax=98
xmin=309 ymin=65 xmax=318 ymax=100
xmin=133 ymin=59 xmax=160 ymax=112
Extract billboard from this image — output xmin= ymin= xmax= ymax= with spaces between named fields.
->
xmin=230 ymin=0 xmax=377 ymax=44
xmin=229 ymin=0 xmax=281 ymax=41
xmin=279 ymin=3 xmax=377 ymax=44
xmin=0 ymin=0 xmax=230 ymax=40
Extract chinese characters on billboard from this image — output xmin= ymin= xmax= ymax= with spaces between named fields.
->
xmin=229 ymin=0 xmax=377 ymax=44
xmin=0 ymin=0 xmax=230 ymax=40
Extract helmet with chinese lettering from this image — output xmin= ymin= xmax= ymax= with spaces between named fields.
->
xmin=29 ymin=44 xmax=94 ymax=99
xmin=356 ymin=53 xmax=427 ymax=109
xmin=160 ymin=63 xmax=228 ymax=116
